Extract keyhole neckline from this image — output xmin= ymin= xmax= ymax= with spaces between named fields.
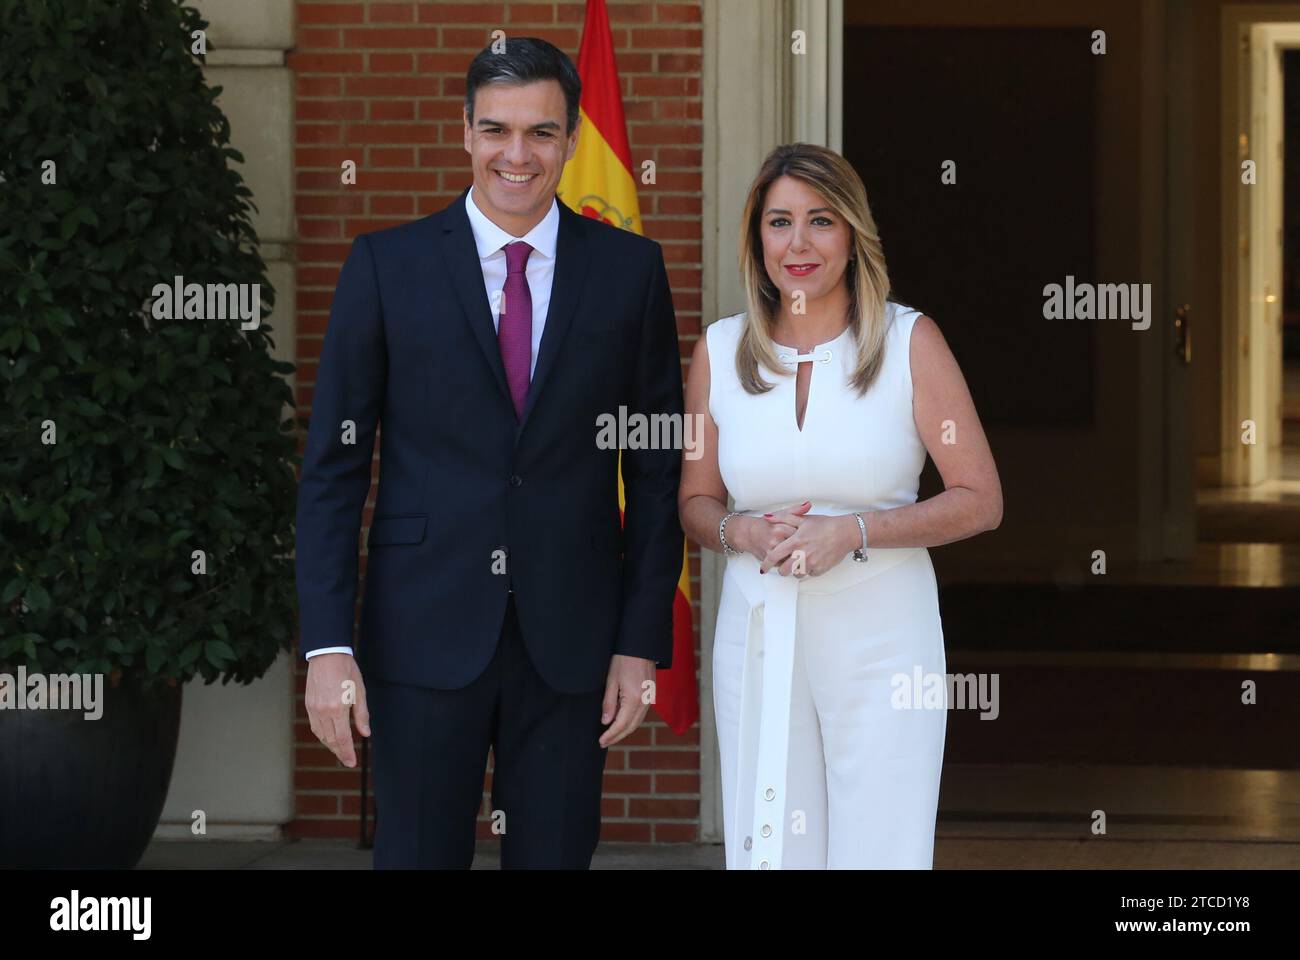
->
xmin=779 ymin=328 xmax=850 ymax=433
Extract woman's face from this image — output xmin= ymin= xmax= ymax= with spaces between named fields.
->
xmin=759 ymin=175 xmax=853 ymax=308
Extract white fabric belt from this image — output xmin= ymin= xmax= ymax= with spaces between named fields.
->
xmin=725 ymin=543 xmax=923 ymax=869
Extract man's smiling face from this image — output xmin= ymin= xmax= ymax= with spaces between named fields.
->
xmin=464 ymin=78 xmax=579 ymax=235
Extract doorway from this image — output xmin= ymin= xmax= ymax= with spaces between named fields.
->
xmin=837 ymin=0 xmax=1300 ymax=856
xmin=1203 ymin=12 xmax=1300 ymax=548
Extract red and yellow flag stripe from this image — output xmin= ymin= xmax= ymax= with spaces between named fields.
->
xmin=558 ymin=0 xmax=697 ymax=735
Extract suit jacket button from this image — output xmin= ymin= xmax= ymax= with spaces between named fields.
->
xmin=508 ymin=474 xmax=522 ymax=487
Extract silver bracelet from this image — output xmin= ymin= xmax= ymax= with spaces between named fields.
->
xmin=718 ymin=510 xmax=742 ymax=557
xmin=851 ymin=512 xmax=869 ymax=562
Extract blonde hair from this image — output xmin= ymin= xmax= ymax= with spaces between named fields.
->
xmin=736 ymin=142 xmax=895 ymax=396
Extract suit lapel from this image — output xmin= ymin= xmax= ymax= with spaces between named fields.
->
xmin=438 ymin=188 xmax=512 ymax=408
xmin=518 ymin=199 xmax=590 ymax=435
xmin=436 ymin=188 xmax=592 ymax=436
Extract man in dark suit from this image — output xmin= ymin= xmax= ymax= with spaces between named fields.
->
xmin=295 ymin=37 xmax=684 ymax=868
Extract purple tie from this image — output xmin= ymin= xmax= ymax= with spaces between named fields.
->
xmin=498 ymin=241 xmax=533 ymax=419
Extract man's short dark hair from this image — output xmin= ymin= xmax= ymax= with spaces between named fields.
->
xmin=465 ymin=37 xmax=582 ymax=135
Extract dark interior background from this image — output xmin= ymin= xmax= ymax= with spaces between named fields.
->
xmin=842 ymin=26 xmax=1097 ymax=428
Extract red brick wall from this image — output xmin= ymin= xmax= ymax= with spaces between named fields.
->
xmin=287 ymin=0 xmax=703 ymax=844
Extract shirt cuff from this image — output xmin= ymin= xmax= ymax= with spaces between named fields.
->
xmin=305 ymin=646 xmax=354 ymax=660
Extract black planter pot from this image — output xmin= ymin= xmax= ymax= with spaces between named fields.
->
xmin=0 ymin=672 xmax=183 ymax=868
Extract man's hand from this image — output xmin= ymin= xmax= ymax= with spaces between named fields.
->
xmin=599 ymin=654 xmax=656 ymax=748
xmin=305 ymin=652 xmax=370 ymax=768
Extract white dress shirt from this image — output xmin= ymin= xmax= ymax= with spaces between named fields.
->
xmin=305 ymin=188 xmax=561 ymax=661
xmin=463 ymin=184 xmax=559 ymax=377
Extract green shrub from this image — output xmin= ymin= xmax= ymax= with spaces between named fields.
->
xmin=0 ymin=0 xmax=299 ymax=690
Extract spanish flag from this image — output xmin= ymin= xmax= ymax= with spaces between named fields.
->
xmin=558 ymin=0 xmax=698 ymax=736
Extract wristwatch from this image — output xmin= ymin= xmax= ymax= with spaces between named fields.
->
xmin=851 ymin=512 xmax=868 ymax=562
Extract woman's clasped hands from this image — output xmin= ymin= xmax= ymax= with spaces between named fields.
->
xmin=731 ymin=501 xmax=862 ymax=577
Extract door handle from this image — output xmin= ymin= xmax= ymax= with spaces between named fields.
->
xmin=1174 ymin=303 xmax=1191 ymax=365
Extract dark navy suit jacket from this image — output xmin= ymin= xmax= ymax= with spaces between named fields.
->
xmin=295 ymin=189 xmax=684 ymax=694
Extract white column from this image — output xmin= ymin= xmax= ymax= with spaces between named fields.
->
xmin=155 ymin=0 xmax=296 ymax=840
xmin=699 ymin=0 xmax=840 ymax=843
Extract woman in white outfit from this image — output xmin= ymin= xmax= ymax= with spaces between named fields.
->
xmin=680 ymin=144 xmax=1003 ymax=869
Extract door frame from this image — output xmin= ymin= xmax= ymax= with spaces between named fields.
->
xmin=1136 ymin=0 xmax=1194 ymax=563
xmin=1219 ymin=7 xmax=1300 ymax=488
xmin=699 ymin=0 xmax=842 ymax=843
xmin=1164 ymin=0 xmax=1197 ymax=559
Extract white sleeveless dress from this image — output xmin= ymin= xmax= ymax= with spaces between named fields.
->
xmin=707 ymin=300 xmax=947 ymax=869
